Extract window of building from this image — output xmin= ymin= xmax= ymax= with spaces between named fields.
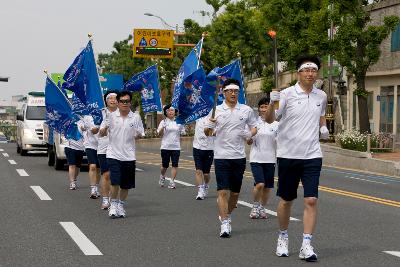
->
xmin=391 ymin=24 xmax=400 ymax=52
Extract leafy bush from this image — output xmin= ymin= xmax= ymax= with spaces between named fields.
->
xmin=336 ymin=129 xmax=377 ymax=152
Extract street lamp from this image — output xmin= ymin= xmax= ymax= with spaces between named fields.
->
xmin=144 ymin=13 xmax=178 ymax=32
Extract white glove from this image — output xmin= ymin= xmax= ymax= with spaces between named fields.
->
xmin=239 ymin=129 xmax=252 ymax=140
xmin=320 ymin=126 xmax=329 ymax=140
xmin=270 ymin=91 xmax=280 ymax=103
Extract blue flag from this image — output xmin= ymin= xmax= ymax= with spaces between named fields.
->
xmin=205 ymin=58 xmax=246 ymax=105
xmin=124 ymin=65 xmax=162 ymax=113
xmin=62 ymin=40 xmax=104 ymax=125
xmin=45 ymin=77 xmax=81 ymax=140
xmin=171 ymin=38 xmax=204 ymax=111
xmin=174 ymin=66 xmax=214 ymax=124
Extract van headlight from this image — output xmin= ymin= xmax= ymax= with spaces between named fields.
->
xmin=23 ymin=129 xmax=35 ymax=138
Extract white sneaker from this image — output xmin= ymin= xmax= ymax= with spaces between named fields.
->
xmin=219 ymin=221 xmax=231 ymax=238
xmin=168 ymin=180 xmax=176 ymax=189
xmin=196 ymin=186 xmax=204 ymax=200
xmin=117 ymin=203 xmax=126 ymax=218
xmin=108 ymin=202 xmax=118 ymax=218
xmin=276 ymin=235 xmax=289 ymax=257
xmin=299 ymin=243 xmax=318 ymax=262
xmin=203 ymin=184 xmax=209 ymax=197
xmin=218 ymin=216 xmax=232 ymax=233
xmin=69 ymin=181 xmax=77 ymax=190
xmin=101 ymin=197 xmax=110 ymax=210
xmin=159 ymin=175 xmax=165 ymax=187
xmin=90 ymin=186 xmax=99 ymax=199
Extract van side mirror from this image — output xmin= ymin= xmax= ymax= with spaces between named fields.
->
xmin=17 ymin=114 xmax=24 ymax=121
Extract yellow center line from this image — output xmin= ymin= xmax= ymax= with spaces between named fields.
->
xmin=136 ymin=151 xmax=400 ymax=208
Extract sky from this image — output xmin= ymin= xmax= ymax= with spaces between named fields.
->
xmin=0 ymin=0 xmax=212 ymax=101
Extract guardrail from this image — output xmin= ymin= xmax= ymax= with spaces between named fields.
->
xmin=366 ymin=133 xmax=395 ymax=153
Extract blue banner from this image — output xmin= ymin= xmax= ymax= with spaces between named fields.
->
xmin=100 ymin=74 xmax=124 ymax=92
xmin=174 ymin=67 xmax=214 ymax=124
xmin=124 ymin=65 xmax=162 ymax=113
xmin=45 ymin=77 xmax=81 ymax=140
xmin=62 ymin=40 xmax=104 ymax=125
xmin=205 ymin=58 xmax=246 ymax=105
xmin=171 ymin=38 xmax=203 ymax=111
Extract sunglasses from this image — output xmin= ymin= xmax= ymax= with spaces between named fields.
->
xmin=119 ymin=99 xmax=131 ymax=104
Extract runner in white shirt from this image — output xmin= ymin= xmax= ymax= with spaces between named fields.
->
xmin=64 ymin=122 xmax=85 ymax=190
xmin=204 ymin=79 xmax=258 ymax=238
xmin=99 ymin=91 xmax=144 ymax=219
xmin=80 ymin=115 xmax=101 ymax=199
xmin=96 ymin=91 xmax=117 ymax=210
xmin=247 ymin=97 xmax=278 ymax=219
xmin=192 ymin=116 xmax=214 ymax=200
xmin=157 ymin=104 xmax=186 ymax=189
xmin=265 ymin=55 xmax=329 ymax=262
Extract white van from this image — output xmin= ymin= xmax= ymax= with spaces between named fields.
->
xmin=16 ymin=92 xmax=47 ymax=155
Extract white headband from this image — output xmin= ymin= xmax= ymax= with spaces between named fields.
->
xmin=298 ymin=62 xmax=319 ymax=72
xmin=223 ymin=84 xmax=240 ymax=91
xmin=106 ymin=93 xmax=117 ymax=101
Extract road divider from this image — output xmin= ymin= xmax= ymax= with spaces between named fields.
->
xmin=30 ymin=186 xmax=52 ymax=200
xmin=16 ymin=169 xmax=29 ymax=176
xmin=59 ymin=222 xmax=103 ymax=256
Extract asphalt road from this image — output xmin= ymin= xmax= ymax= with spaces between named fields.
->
xmin=1 ymin=142 xmax=400 ymax=266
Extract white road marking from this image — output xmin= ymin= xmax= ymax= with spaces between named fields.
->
xmin=16 ymin=169 xmax=29 ymax=176
xmin=30 ymin=186 xmax=52 ymax=200
xmin=163 ymin=176 xmax=300 ymax=221
xmin=8 ymin=160 xmax=16 ymax=165
xmin=383 ymin=251 xmax=400 ymax=258
xmin=135 ymin=167 xmax=144 ymax=172
xmin=59 ymin=222 xmax=103 ymax=256
xmin=237 ymin=200 xmax=300 ymax=221
xmin=0 ymin=148 xmax=4 ymax=151
xmin=345 ymin=176 xmax=387 ymax=185
xmin=165 ymin=177 xmax=195 ymax=187
xmin=2 ymin=153 xmax=9 ymax=157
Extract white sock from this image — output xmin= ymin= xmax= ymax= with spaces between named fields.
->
xmin=302 ymin=233 xmax=312 ymax=246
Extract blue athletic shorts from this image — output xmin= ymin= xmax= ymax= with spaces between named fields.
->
xmin=193 ymin=148 xmax=214 ymax=174
xmin=97 ymin=154 xmax=109 ymax=175
xmin=161 ymin=149 xmax=180 ymax=168
xmin=86 ymin=148 xmax=99 ymax=167
xmin=214 ymin=158 xmax=246 ymax=193
xmin=64 ymin=147 xmax=84 ymax=167
xmin=107 ymin=158 xmax=136 ymax=189
xmin=250 ymin=162 xmax=275 ymax=188
xmin=276 ymin=158 xmax=322 ymax=201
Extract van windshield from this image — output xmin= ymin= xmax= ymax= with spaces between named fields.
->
xmin=26 ymin=106 xmax=46 ymax=120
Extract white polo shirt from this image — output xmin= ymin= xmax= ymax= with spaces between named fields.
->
xmin=249 ymin=117 xmax=278 ymax=163
xmin=206 ymin=101 xmax=257 ymax=159
xmin=193 ymin=116 xmax=214 ymax=151
xmin=97 ymin=109 xmax=114 ymax=155
xmin=157 ymin=118 xmax=186 ymax=150
xmin=276 ymin=82 xmax=327 ymax=159
xmin=105 ymin=109 xmax=144 ymax=161
xmin=81 ymin=115 xmax=99 ymax=150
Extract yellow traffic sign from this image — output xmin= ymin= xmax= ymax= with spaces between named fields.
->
xmin=133 ymin=29 xmax=174 ymax=59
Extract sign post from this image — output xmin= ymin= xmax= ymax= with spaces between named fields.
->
xmin=133 ymin=29 xmax=174 ymax=59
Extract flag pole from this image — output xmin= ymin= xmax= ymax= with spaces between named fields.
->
xmin=236 ymin=52 xmax=247 ymax=102
xmin=87 ymin=33 xmax=106 ymax=108
xmin=211 ymin=76 xmax=221 ymax=119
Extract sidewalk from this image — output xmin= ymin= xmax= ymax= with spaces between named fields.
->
xmin=371 ymin=151 xmax=400 ymax=161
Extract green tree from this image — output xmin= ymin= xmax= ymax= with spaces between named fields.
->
xmin=206 ymin=0 xmax=272 ymax=89
xmin=205 ymin=0 xmax=231 ymax=19
xmin=331 ymin=0 xmax=399 ymax=133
